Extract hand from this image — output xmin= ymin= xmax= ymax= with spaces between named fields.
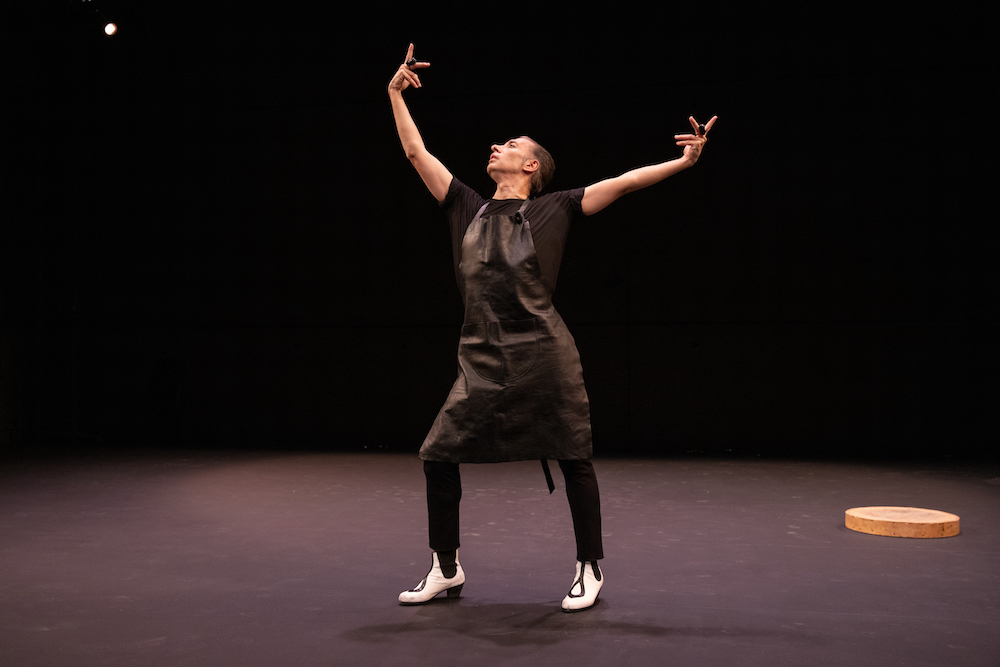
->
xmin=388 ymin=43 xmax=431 ymax=94
xmin=675 ymin=115 xmax=718 ymax=165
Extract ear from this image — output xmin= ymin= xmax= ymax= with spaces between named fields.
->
xmin=521 ymin=158 xmax=540 ymax=175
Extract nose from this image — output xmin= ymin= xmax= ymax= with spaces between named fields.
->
xmin=491 ymin=144 xmax=501 ymax=153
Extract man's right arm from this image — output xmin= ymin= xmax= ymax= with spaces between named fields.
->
xmin=388 ymin=44 xmax=453 ymax=203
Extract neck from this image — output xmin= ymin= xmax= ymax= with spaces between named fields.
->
xmin=491 ymin=179 xmax=531 ymax=201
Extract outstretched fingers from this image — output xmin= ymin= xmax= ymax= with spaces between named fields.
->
xmin=676 ymin=115 xmax=718 ymax=145
xmin=687 ymin=115 xmax=719 ymax=136
xmin=405 ymin=43 xmax=431 ymax=70
xmin=391 ymin=44 xmax=431 ymax=90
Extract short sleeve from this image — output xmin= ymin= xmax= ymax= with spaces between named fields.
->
xmin=441 ymin=179 xmax=487 ymax=289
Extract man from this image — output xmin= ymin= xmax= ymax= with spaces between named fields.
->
xmin=389 ymin=44 xmax=715 ymax=612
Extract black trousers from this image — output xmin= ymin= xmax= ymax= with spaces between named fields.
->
xmin=424 ymin=459 xmax=604 ymax=562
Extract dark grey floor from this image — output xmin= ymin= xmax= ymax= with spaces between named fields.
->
xmin=1 ymin=451 xmax=998 ymax=666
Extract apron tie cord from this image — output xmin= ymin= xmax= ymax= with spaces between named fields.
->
xmin=541 ymin=459 xmax=555 ymax=494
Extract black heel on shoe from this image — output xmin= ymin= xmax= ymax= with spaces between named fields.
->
xmin=399 ymin=552 xmax=467 ymax=605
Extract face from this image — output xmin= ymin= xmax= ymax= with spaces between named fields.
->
xmin=486 ymin=137 xmax=538 ymax=177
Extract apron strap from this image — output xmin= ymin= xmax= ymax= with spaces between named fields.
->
xmin=541 ymin=459 xmax=555 ymax=494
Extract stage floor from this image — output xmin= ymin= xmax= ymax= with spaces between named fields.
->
xmin=2 ymin=451 xmax=998 ymax=666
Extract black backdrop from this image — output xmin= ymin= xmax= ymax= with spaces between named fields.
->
xmin=3 ymin=3 xmax=994 ymax=459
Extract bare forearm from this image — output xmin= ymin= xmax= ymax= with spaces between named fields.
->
xmin=617 ymin=156 xmax=693 ymax=195
xmin=389 ymin=89 xmax=427 ymax=160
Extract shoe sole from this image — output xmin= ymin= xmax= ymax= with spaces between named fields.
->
xmin=399 ymin=583 xmax=464 ymax=605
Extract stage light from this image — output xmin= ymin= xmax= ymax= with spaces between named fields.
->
xmin=104 ymin=22 xmax=117 ymax=36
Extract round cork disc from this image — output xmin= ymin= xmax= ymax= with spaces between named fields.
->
xmin=845 ymin=506 xmax=960 ymax=538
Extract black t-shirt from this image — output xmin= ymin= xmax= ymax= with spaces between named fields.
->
xmin=441 ymin=178 xmax=585 ymax=295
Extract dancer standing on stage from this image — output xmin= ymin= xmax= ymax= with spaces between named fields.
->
xmin=389 ymin=44 xmax=716 ymax=612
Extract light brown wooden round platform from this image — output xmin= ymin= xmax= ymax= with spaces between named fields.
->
xmin=844 ymin=506 xmax=959 ymax=537
xmin=845 ymin=506 xmax=960 ymax=538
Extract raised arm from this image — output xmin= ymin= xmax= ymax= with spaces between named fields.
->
xmin=388 ymin=44 xmax=453 ymax=203
xmin=580 ymin=116 xmax=718 ymax=216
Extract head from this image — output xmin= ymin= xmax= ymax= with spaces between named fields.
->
xmin=486 ymin=136 xmax=555 ymax=198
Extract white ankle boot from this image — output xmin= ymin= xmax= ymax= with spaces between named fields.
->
xmin=561 ymin=560 xmax=603 ymax=612
xmin=398 ymin=552 xmax=465 ymax=605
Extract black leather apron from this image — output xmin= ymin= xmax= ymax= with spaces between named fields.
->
xmin=420 ymin=200 xmax=593 ymax=465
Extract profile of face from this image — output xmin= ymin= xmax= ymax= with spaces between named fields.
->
xmin=486 ymin=137 xmax=540 ymax=180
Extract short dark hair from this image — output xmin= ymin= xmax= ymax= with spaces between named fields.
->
xmin=523 ymin=137 xmax=555 ymax=197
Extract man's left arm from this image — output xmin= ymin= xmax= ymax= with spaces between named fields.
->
xmin=581 ymin=115 xmax=717 ymax=216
